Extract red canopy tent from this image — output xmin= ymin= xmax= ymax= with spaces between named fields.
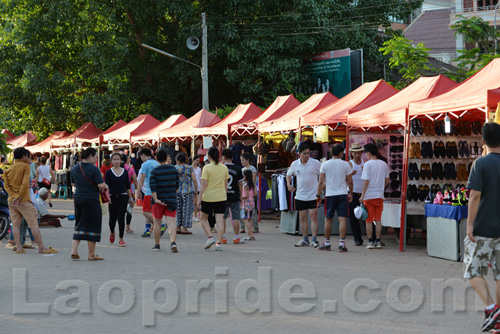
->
xmin=348 ymin=75 xmax=457 ymax=129
xmin=301 ymin=80 xmax=398 ymax=127
xmin=131 ymin=114 xmax=188 ymax=145
xmin=159 ymin=109 xmax=220 ymax=142
xmin=194 ymin=102 xmax=263 ymax=138
xmin=258 ymin=92 xmax=338 ymax=133
xmin=231 ymin=95 xmax=301 ymax=136
xmin=1 ymin=129 xmax=15 ymax=140
xmin=7 ymin=131 xmax=37 ymax=147
xmin=51 ymin=123 xmax=103 ymax=147
xmin=26 ymin=131 xmax=70 ymax=153
xmin=102 ymin=114 xmax=160 ymax=145
xmin=87 ymin=120 xmax=127 ymax=144
xmin=409 ymin=58 xmax=500 ymax=118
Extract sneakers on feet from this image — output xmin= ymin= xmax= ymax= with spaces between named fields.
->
xmin=338 ymin=244 xmax=348 ymax=252
xmin=160 ymin=224 xmax=167 ymax=236
xmin=355 ymin=240 xmax=363 ymax=246
xmin=171 ymin=242 xmax=178 ymax=253
xmin=491 ymin=320 xmax=500 ymax=334
xmin=243 ymin=236 xmax=255 ymax=241
xmin=311 ymin=241 xmax=320 ymax=248
xmin=375 ymin=241 xmax=383 ymax=249
xmin=215 ymin=243 xmax=222 ymax=251
xmin=366 ymin=242 xmax=375 ymax=249
xmin=152 ymin=244 xmax=161 ymax=251
xmin=233 ymin=238 xmax=245 ymax=244
xmin=318 ymin=243 xmax=331 ymax=251
xmin=482 ymin=304 xmax=500 ymax=331
xmin=118 ymin=240 xmax=126 ymax=247
xmin=294 ymin=240 xmax=310 ymax=247
xmin=222 ymin=237 xmax=227 ymax=244
xmin=142 ymin=231 xmax=151 ymax=237
xmin=204 ymin=238 xmax=216 ymax=249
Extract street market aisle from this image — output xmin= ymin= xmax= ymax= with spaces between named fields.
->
xmin=0 ymin=199 xmax=485 ymax=333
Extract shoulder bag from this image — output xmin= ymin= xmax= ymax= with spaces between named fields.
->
xmin=79 ymin=163 xmax=110 ymax=203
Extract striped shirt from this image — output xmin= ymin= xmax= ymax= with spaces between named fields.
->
xmin=150 ymin=164 xmax=179 ymax=211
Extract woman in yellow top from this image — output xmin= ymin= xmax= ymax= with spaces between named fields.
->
xmin=198 ymin=147 xmax=229 ymax=251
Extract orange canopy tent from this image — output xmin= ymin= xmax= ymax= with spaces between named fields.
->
xmin=131 ymin=114 xmax=188 ymax=145
xmin=258 ymin=92 xmax=338 ymax=133
xmin=231 ymin=95 xmax=301 ymax=136
xmin=159 ymin=109 xmax=220 ymax=141
xmin=51 ymin=123 xmax=103 ymax=147
xmin=194 ymin=103 xmax=263 ymax=137
xmin=1 ymin=129 xmax=15 ymax=140
xmin=102 ymin=114 xmax=161 ymax=144
xmin=7 ymin=131 xmax=37 ymax=147
xmin=301 ymin=80 xmax=398 ymax=127
xmin=348 ymin=75 xmax=457 ymax=129
xmin=409 ymin=58 xmax=500 ymax=118
xmin=26 ymin=131 xmax=70 ymax=153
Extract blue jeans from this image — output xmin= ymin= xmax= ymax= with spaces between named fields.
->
xmin=9 ymin=218 xmax=34 ymax=245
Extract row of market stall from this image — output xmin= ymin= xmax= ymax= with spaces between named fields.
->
xmin=5 ymin=58 xmax=500 ymax=253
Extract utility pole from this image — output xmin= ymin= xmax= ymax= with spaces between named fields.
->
xmin=202 ymin=13 xmax=209 ymax=111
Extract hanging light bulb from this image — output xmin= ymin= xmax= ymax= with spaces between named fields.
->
xmin=175 ymin=139 xmax=179 ymax=151
xmin=444 ymin=114 xmax=451 ymax=134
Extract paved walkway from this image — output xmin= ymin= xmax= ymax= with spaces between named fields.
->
xmin=0 ymin=199 xmax=491 ymax=333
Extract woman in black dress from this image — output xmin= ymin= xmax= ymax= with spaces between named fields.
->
xmin=70 ymin=148 xmax=108 ymax=261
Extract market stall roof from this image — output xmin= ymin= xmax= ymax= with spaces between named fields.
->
xmin=131 ymin=114 xmax=188 ymax=144
xmin=258 ymin=92 xmax=338 ymax=133
xmin=87 ymin=119 xmax=127 ymax=144
xmin=26 ymin=131 xmax=70 ymax=153
xmin=51 ymin=122 xmax=103 ymax=147
xmin=102 ymin=114 xmax=161 ymax=144
xmin=159 ymin=109 xmax=220 ymax=141
xmin=409 ymin=58 xmax=500 ymax=117
xmin=348 ymin=75 xmax=457 ymax=128
xmin=231 ymin=95 xmax=301 ymax=136
xmin=7 ymin=131 xmax=37 ymax=147
xmin=1 ymin=129 xmax=15 ymax=140
xmin=194 ymin=103 xmax=262 ymax=137
xmin=301 ymin=80 xmax=398 ymax=127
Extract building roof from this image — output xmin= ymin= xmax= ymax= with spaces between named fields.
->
xmin=405 ymin=8 xmax=456 ymax=54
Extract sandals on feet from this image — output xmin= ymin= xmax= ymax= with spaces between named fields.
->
xmin=70 ymin=254 xmax=80 ymax=260
xmin=88 ymin=255 xmax=104 ymax=261
xmin=40 ymin=246 xmax=58 ymax=254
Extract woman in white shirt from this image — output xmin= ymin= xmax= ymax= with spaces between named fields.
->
xmin=191 ymin=155 xmax=202 ymax=222
xmin=35 ymin=156 xmax=55 ymax=207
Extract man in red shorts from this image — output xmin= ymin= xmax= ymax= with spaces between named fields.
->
xmin=360 ymin=143 xmax=389 ymax=249
xmin=150 ymin=148 xmax=179 ymax=252
xmin=137 ymin=148 xmax=159 ymax=237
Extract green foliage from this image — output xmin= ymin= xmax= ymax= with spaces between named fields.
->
xmin=0 ymin=133 xmax=11 ymax=156
xmin=0 ymin=0 xmax=422 ymax=139
xmin=379 ymin=35 xmax=431 ymax=89
xmin=450 ymin=15 xmax=497 ymax=50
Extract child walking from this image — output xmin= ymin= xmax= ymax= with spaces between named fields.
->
xmin=241 ymin=169 xmax=256 ymax=241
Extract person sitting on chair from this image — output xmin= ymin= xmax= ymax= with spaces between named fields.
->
xmin=37 ymin=188 xmax=66 ymax=227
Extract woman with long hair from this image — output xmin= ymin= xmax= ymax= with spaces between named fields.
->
xmin=105 ymin=153 xmax=133 ymax=247
xmin=175 ymin=153 xmax=197 ymax=234
xmin=100 ymin=154 xmax=112 ymax=179
xmin=198 ymin=147 xmax=229 ymax=251
xmin=241 ymin=169 xmax=256 ymax=241
xmin=35 ymin=156 xmax=55 ymax=207
xmin=70 ymin=148 xmax=108 ymax=261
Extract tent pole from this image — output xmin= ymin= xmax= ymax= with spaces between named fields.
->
xmin=257 ymin=131 xmax=262 ymax=223
xmin=345 ymin=129 xmax=350 ymax=162
xmin=399 ymin=109 xmax=411 ymax=252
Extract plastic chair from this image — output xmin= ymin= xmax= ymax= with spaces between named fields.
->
xmin=58 ymin=185 xmax=72 ymax=200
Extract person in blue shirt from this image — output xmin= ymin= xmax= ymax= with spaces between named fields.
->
xmin=136 ymin=148 xmax=159 ymax=237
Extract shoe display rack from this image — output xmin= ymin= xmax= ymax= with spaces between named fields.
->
xmin=387 ymin=135 xmax=404 ymax=201
xmin=406 ymin=118 xmax=483 ymax=215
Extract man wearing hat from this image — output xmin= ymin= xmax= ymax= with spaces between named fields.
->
xmin=348 ymin=142 xmax=365 ymax=246
xmin=36 ymin=188 xmax=67 ymax=227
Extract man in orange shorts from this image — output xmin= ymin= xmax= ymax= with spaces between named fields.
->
xmin=360 ymin=143 xmax=389 ymax=249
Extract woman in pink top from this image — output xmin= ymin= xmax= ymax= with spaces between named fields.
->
xmin=240 ymin=169 xmax=256 ymax=241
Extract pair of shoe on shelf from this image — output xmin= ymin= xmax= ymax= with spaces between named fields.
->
xmin=470 ymin=142 xmax=483 ymax=158
xmin=455 ymin=163 xmax=469 ymax=181
xmin=409 ymin=142 xmax=421 ymax=159
xmin=420 ymin=141 xmax=434 ymax=158
xmin=407 ymin=184 xmax=428 ymax=202
xmin=445 ymin=141 xmax=458 ymax=159
xmin=411 ymin=119 xmax=423 ymax=136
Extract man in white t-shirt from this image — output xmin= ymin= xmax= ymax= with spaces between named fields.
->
xmin=287 ymin=142 xmax=321 ymax=247
xmin=316 ymin=144 xmax=353 ymax=252
xmin=360 ymin=143 xmax=389 ymax=250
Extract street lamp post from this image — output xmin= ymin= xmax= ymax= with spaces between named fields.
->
xmin=141 ymin=13 xmax=209 ymax=110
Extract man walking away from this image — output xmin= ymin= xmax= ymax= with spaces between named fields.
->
xmin=317 ymin=144 xmax=353 ymax=252
xmin=221 ymin=149 xmax=244 ymax=244
xmin=360 ymin=143 xmax=389 ymax=250
xmin=464 ymin=122 xmax=500 ymax=332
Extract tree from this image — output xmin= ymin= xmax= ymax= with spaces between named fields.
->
xmin=379 ymin=35 xmax=431 ymax=89
xmin=0 ymin=0 xmax=422 ymax=138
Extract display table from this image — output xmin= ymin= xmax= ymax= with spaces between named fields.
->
xmin=381 ymin=203 xmax=401 ymax=228
xmin=425 ymin=204 xmax=468 ymax=262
